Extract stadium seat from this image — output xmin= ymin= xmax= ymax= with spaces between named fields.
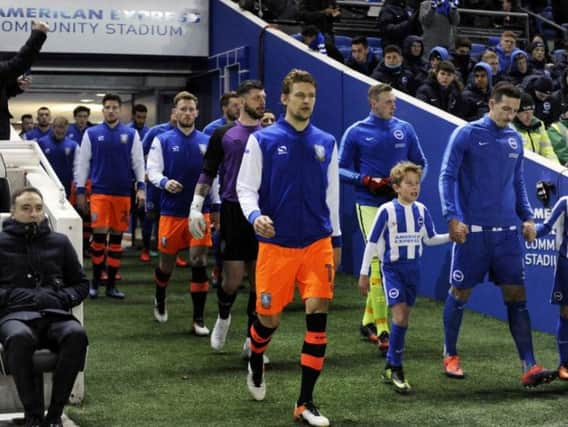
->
xmin=487 ymin=36 xmax=500 ymax=47
xmin=339 ymin=46 xmax=352 ymax=60
xmin=370 ymin=47 xmax=383 ymax=59
xmin=291 ymin=33 xmax=303 ymax=41
xmin=334 ymin=35 xmax=352 ymax=47
xmin=367 ymin=37 xmax=382 ymax=48
xmin=471 ymin=43 xmax=487 ymax=58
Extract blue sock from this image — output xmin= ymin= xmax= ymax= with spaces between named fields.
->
xmin=557 ymin=316 xmax=568 ymax=365
xmin=386 ymin=322 xmax=407 ymax=367
xmin=506 ymin=301 xmax=536 ymax=370
xmin=443 ymin=293 xmax=465 ymax=356
xmin=142 ymin=216 xmax=154 ymax=250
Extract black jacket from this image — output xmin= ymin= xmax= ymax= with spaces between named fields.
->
xmin=462 ymin=83 xmax=490 ymax=121
xmin=0 ymin=30 xmax=47 ymax=140
xmin=0 ymin=218 xmax=89 ymax=324
xmin=371 ymin=62 xmax=417 ymax=95
xmin=416 ymin=77 xmax=464 ymax=118
xmin=377 ymin=0 xmax=422 ymax=49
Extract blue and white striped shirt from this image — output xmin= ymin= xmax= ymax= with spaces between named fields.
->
xmin=360 ymin=199 xmax=449 ymax=273
xmin=536 ymin=196 xmax=568 ymax=258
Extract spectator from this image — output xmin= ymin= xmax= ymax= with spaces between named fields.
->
xmin=0 ymin=187 xmax=89 ymax=427
xmin=403 ymin=35 xmax=429 ymax=82
xmin=427 ymin=46 xmax=449 ymax=72
xmin=371 ymin=45 xmax=417 ymax=95
xmin=260 ymin=110 xmax=276 ymax=127
xmin=495 ymin=31 xmax=517 ymax=73
xmin=550 ymin=40 xmax=568 ymax=85
xmin=299 ymin=25 xmax=344 ymax=63
xmin=481 ymin=50 xmax=509 ymax=84
xmin=377 ymin=0 xmax=422 ymax=49
xmin=299 ymin=0 xmax=340 ymax=38
xmin=547 ymin=104 xmax=568 ymax=165
xmin=508 ymin=49 xmax=534 ymax=86
xmin=18 ymin=114 xmax=34 ymax=138
xmin=462 ymin=62 xmax=493 ymax=121
xmin=0 ymin=22 xmax=48 ymax=141
xmin=524 ymin=75 xmax=562 ymax=127
xmin=528 ymin=41 xmax=548 ymax=73
xmin=451 ymin=36 xmax=475 ymax=83
xmin=419 ymin=0 xmax=460 ymax=56
xmin=512 ymin=92 xmax=559 ymax=162
xmin=24 ymin=107 xmax=51 ymax=142
xmin=416 ymin=60 xmax=464 ymax=117
xmin=345 ymin=36 xmax=380 ymax=76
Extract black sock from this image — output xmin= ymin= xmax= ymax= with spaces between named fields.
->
xmin=298 ymin=313 xmax=327 ymax=405
xmin=217 ymin=285 xmax=236 ymax=319
xmin=247 ymin=291 xmax=257 ymax=338
xmin=250 ymin=320 xmax=277 ymax=385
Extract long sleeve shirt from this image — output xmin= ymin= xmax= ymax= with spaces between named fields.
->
xmin=536 ymin=196 xmax=568 ymax=257
xmin=237 ymin=118 xmax=341 ymax=248
xmin=360 ymin=199 xmax=449 ymax=273
xmin=439 ymin=115 xmax=533 ymax=226
xmin=339 ymin=113 xmax=427 ymax=206
xmin=75 ymin=122 xmax=145 ymax=196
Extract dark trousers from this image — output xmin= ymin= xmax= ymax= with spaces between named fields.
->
xmin=0 ymin=316 xmax=88 ymax=419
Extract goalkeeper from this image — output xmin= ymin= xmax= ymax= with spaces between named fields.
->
xmin=338 ymin=83 xmax=427 ymax=355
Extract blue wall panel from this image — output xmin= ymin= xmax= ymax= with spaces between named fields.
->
xmin=211 ymin=0 xmax=564 ymax=334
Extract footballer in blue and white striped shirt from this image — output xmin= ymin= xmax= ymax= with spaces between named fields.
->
xmin=359 ymin=161 xmax=449 ymax=393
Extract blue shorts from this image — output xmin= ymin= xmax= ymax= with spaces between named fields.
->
xmin=381 ymin=261 xmax=419 ymax=307
xmin=551 ymin=256 xmax=568 ymax=305
xmin=450 ymin=228 xmax=524 ymax=288
xmin=145 ymin=183 xmax=161 ymax=213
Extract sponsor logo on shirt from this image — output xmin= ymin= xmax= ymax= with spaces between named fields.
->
xmin=98 ymin=136 xmax=104 ymax=141
xmin=171 ymin=145 xmax=180 ymax=152
xmin=314 ymin=144 xmax=326 ymax=162
xmin=365 ymin=136 xmax=374 ymax=142
xmin=478 ymin=141 xmax=489 ymax=146
xmin=393 ymin=129 xmax=405 ymax=140
xmin=394 ymin=143 xmax=406 ymax=148
xmin=120 ymin=134 xmax=129 ymax=144
xmin=394 ymin=232 xmax=421 ymax=245
xmin=277 ymin=145 xmax=288 ymax=155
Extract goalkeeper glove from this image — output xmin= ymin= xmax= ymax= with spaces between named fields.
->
xmin=362 ymin=176 xmax=396 ymax=198
xmin=189 ymin=195 xmax=206 ymax=239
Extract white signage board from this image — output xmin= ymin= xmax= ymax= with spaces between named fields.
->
xmin=0 ymin=0 xmax=209 ymax=56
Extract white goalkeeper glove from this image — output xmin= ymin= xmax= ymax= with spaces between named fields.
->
xmin=189 ymin=195 xmax=206 ymax=239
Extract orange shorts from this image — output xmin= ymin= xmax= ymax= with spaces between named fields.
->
xmin=255 ymin=238 xmax=335 ymax=316
xmin=158 ymin=214 xmax=212 ymax=255
xmin=90 ymin=194 xmax=131 ymax=232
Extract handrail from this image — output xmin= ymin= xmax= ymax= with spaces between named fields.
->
xmin=520 ymin=7 xmax=568 ymax=41
xmin=457 ymin=8 xmax=530 ymax=43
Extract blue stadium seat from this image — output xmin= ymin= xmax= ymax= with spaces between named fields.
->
xmin=471 ymin=43 xmax=487 ymax=57
xmin=487 ymin=36 xmax=500 ymax=47
xmin=334 ymin=35 xmax=352 ymax=47
xmin=370 ymin=47 xmax=383 ymax=59
xmin=367 ymin=37 xmax=382 ymax=48
xmin=339 ymin=46 xmax=352 ymax=60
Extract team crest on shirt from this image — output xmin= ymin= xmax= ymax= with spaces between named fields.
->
xmin=260 ymin=292 xmax=272 ymax=309
xmin=314 ymin=144 xmax=326 ymax=162
xmin=65 ymin=147 xmax=71 ymax=156
xmin=393 ymin=129 xmax=404 ymax=140
xmin=97 ymin=136 xmax=104 ymax=141
xmin=161 ymin=236 xmax=167 ymax=248
xmin=198 ymin=144 xmax=207 ymax=155
xmin=171 ymin=145 xmax=180 ymax=152
xmin=120 ymin=134 xmax=128 ymax=144
xmin=452 ymin=270 xmax=464 ymax=282
xmin=68 ymin=133 xmax=74 ymax=139
xmin=508 ymin=137 xmax=518 ymax=150
xmin=417 ymin=216 xmax=424 ymax=228
xmin=553 ymin=291 xmax=563 ymax=302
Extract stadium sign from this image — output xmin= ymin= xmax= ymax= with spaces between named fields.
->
xmin=0 ymin=0 xmax=208 ymax=56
